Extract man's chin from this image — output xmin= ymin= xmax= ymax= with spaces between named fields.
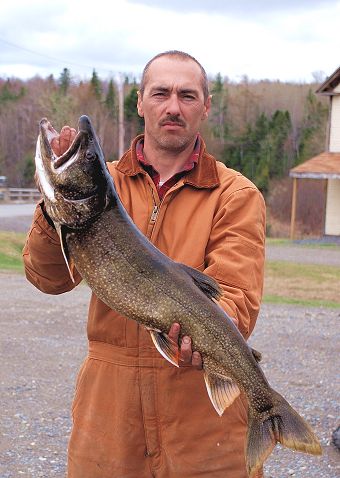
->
xmin=157 ymin=134 xmax=192 ymax=153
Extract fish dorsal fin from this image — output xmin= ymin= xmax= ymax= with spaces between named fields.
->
xmin=204 ymin=371 xmax=240 ymax=416
xmin=55 ymin=223 xmax=75 ymax=284
xmin=179 ymin=264 xmax=222 ymax=301
xmin=251 ymin=347 xmax=262 ymax=363
xmin=147 ymin=328 xmax=179 ymax=367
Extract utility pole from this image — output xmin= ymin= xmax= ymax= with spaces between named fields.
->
xmin=117 ymin=74 xmax=125 ymax=159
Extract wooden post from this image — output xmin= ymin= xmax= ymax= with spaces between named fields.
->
xmin=117 ymin=75 xmax=125 ymax=159
xmin=290 ymin=177 xmax=298 ymax=240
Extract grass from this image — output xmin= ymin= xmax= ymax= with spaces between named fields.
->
xmin=0 ymin=231 xmax=26 ymax=271
xmin=1 ymin=231 xmax=339 ymax=308
xmin=266 ymin=237 xmax=340 ymax=248
xmin=263 ymin=294 xmax=340 ymax=308
xmin=264 ymin=260 xmax=340 ymax=307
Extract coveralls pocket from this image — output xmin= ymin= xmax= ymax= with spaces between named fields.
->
xmin=71 ymin=357 xmax=93 ymax=418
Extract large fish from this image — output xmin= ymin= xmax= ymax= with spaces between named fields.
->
xmin=35 ymin=115 xmax=322 ymax=477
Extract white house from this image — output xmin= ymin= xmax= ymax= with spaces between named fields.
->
xmin=290 ymin=66 xmax=340 ymax=238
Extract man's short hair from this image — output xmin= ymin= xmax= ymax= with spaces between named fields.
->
xmin=139 ymin=50 xmax=210 ymax=101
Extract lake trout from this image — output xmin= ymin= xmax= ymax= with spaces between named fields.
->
xmin=35 ymin=115 xmax=322 ymax=477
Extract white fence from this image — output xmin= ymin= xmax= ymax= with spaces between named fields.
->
xmin=0 ymin=188 xmax=41 ymax=203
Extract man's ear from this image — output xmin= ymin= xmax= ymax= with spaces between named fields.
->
xmin=137 ymin=90 xmax=144 ymax=118
xmin=202 ymin=95 xmax=212 ymax=120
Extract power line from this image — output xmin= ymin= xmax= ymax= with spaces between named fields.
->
xmin=0 ymin=36 xmax=120 ymax=76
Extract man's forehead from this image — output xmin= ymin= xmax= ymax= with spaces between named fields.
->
xmin=144 ymin=57 xmax=203 ymax=90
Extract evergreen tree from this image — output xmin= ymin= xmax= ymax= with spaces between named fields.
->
xmin=90 ymin=69 xmax=102 ymax=100
xmin=22 ymin=154 xmax=35 ymax=187
xmin=211 ymin=73 xmax=229 ymax=146
xmin=124 ymin=85 xmax=144 ymax=133
xmin=298 ymin=89 xmax=328 ymax=162
xmin=0 ymin=80 xmax=25 ymax=111
xmin=222 ymin=110 xmax=293 ymax=193
xmin=58 ymin=68 xmax=71 ymax=95
xmin=105 ymin=79 xmax=116 ymax=117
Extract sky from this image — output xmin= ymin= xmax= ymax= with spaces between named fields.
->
xmin=0 ymin=0 xmax=340 ymax=83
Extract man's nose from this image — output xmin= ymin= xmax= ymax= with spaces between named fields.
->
xmin=165 ymin=94 xmax=181 ymax=116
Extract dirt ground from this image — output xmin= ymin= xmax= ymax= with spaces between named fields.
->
xmin=1 ymin=271 xmax=339 ymax=478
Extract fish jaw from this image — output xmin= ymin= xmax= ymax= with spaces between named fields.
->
xmin=35 ymin=116 xmax=110 ymax=229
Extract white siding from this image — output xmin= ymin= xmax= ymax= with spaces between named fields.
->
xmin=325 ymin=179 xmax=340 ymax=235
xmin=329 ymin=96 xmax=340 ymax=152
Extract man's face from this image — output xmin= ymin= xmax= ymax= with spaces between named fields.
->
xmin=137 ymin=56 xmax=211 ymax=153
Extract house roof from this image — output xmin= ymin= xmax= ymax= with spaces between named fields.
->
xmin=290 ymin=152 xmax=340 ymax=179
xmin=316 ymin=66 xmax=340 ymax=95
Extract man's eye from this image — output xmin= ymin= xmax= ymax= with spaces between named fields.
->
xmin=153 ymin=92 xmax=166 ymax=97
xmin=183 ymin=94 xmax=195 ymax=100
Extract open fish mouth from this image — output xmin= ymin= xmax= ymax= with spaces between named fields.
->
xmin=54 ymin=132 xmax=86 ymax=168
xmin=36 ymin=115 xmax=105 ymax=206
xmin=39 ymin=116 xmax=92 ymax=169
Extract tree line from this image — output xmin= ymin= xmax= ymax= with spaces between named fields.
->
xmin=0 ymin=68 xmax=329 ymax=194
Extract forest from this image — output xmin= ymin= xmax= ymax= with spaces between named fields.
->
xmin=0 ymin=68 xmax=329 ymax=234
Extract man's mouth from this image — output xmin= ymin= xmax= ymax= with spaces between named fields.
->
xmin=159 ymin=117 xmax=186 ymax=128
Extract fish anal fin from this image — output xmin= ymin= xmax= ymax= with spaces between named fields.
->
xmin=147 ymin=328 xmax=179 ymax=367
xmin=204 ymin=371 xmax=240 ymax=417
xmin=179 ymin=264 xmax=222 ymax=301
xmin=55 ymin=223 xmax=75 ymax=283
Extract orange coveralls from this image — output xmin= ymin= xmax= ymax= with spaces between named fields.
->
xmin=23 ymin=136 xmax=266 ymax=478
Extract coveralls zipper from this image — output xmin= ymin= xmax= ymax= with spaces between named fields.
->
xmin=147 ymin=180 xmax=184 ymax=239
xmin=147 ymin=184 xmax=162 ymax=236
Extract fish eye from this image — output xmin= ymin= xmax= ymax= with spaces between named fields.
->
xmin=86 ymin=151 xmax=95 ymax=160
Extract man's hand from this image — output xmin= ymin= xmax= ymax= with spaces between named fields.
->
xmin=168 ymin=323 xmax=203 ymax=369
xmin=51 ymin=126 xmax=76 ymax=156
xmin=34 ymin=125 xmax=76 ymax=191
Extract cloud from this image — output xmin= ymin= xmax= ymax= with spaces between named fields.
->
xmin=0 ymin=0 xmax=339 ymax=82
xmin=0 ymin=0 xmax=150 ymax=78
xmin=128 ymin=0 xmax=338 ymax=17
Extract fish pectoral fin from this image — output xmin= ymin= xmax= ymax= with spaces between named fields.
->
xmin=204 ymin=371 xmax=240 ymax=417
xmin=179 ymin=264 xmax=222 ymax=301
xmin=55 ymin=223 xmax=75 ymax=284
xmin=147 ymin=328 xmax=179 ymax=367
xmin=250 ymin=347 xmax=262 ymax=363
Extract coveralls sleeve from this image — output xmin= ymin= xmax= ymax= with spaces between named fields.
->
xmin=204 ymin=186 xmax=266 ymax=339
xmin=22 ymin=201 xmax=82 ymax=294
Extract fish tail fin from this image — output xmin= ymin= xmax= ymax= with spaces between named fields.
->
xmin=246 ymin=390 xmax=322 ymax=477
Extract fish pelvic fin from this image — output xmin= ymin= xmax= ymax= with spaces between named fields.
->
xmin=246 ymin=389 xmax=322 ymax=478
xmin=55 ymin=223 xmax=75 ymax=284
xmin=179 ymin=264 xmax=222 ymax=301
xmin=147 ymin=328 xmax=179 ymax=367
xmin=204 ymin=371 xmax=240 ymax=417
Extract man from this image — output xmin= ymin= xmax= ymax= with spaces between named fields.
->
xmin=23 ymin=51 xmax=266 ymax=477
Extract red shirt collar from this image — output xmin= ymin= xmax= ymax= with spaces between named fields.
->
xmin=135 ymin=136 xmax=201 ymax=199
xmin=136 ymin=135 xmax=200 ymax=169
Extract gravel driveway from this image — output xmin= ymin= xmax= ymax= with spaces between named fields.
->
xmin=1 ymin=272 xmax=339 ymax=478
xmin=1 ymin=206 xmax=339 ymax=477
xmin=266 ymin=244 xmax=340 ymax=267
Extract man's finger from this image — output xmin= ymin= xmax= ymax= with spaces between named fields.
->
xmin=191 ymin=351 xmax=203 ymax=369
xmin=59 ymin=126 xmax=73 ymax=155
xmin=180 ymin=336 xmax=192 ymax=364
xmin=51 ymin=137 xmax=60 ymax=156
xmin=69 ymin=128 xmax=77 ymax=144
xmin=168 ymin=323 xmax=180 ymax=343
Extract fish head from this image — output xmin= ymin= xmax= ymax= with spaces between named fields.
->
xmin=36 ymin=115 xmax=111 ymax=228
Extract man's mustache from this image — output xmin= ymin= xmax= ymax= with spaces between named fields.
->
xmin=159 ymin=115 xmax=186 ymax=127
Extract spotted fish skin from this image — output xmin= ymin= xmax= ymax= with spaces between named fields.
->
xmin=35 ymin=115 xmax=322 ymax=478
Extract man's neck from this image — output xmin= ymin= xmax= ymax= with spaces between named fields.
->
xmin=142 ymin=136 xmax=196 ymax=183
